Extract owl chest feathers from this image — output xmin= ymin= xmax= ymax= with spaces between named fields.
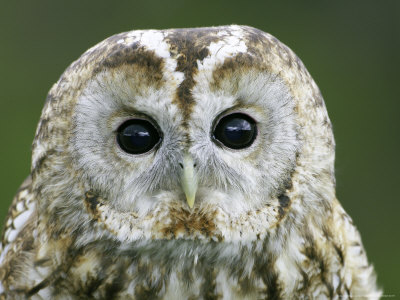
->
xmin=2 ymin=206 xmax=363 ymax=299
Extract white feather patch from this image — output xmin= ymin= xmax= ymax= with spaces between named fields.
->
xmin=198 ymin=26 xmax=247 ymax=71
xmin=0 ymin=195 xmax=35 ymax=266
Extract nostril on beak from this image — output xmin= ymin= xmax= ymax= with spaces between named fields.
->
xmin=179 ymin=163 xmax=184 ymax=169
xmin=193 ymin=163 xmax=197 ymax=168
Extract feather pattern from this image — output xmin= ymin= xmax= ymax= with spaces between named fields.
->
xmin=0 ymin=25 xmax=380 ymax=299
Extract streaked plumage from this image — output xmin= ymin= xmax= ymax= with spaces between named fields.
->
xmin=0 ymin=25 xmax=380 ymax=299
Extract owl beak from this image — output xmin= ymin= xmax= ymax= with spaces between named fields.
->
xmin=179 ymin=154 xmax=198 ymax=209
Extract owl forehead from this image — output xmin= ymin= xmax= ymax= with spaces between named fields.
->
xmin=87 ymin=25 xmax=288 ymax=118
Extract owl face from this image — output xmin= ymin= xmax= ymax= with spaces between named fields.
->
xmin=33 ymin=26 xmax=332 ymax=243
xmin=1 ymin=26 xmax=379 ymax=299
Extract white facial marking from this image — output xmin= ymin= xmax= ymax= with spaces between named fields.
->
xmin=119 ymin=30 xmax=184 ymax=85
xmin=198 ymin=26 xmax=248 ymax=71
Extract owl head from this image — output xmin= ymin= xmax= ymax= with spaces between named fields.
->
xmin=31 ymin=25 xmax=335 ymax=244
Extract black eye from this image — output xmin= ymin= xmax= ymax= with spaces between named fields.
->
xmin=213 ymin=113 xmax=257 ymax=149
xmin=117 ymin=119 xmax=161 ymax=154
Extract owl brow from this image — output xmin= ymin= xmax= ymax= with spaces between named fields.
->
xmin=210 ymin=53 xmax=265 ymax=91
xmin=92 ymin=42 xmax=166 ymax=88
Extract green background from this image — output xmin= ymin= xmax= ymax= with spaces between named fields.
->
xmin=0 ymin=0 xmax=398 ymax=295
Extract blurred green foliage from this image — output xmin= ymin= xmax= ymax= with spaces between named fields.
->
xmin=0 ymin=0 xmax=398 ymax=295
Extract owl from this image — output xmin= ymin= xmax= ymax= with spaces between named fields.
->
xmin=0 ymin=25 xmax=380 ymax=299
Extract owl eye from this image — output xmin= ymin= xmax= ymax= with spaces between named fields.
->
xmin=213 ymin=113 xmax=257 ymax=149
xmin=116 ymin=119 xmax=161 ymax=154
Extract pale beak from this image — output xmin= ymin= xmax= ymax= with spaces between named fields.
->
xmin=179 ymin=154 xmax=198 ymax=208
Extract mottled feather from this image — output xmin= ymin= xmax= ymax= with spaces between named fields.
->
xmin=0 ymin=25 xmax=380 ymax=299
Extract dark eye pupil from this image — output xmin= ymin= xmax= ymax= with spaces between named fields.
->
xmin=117 ymin=119 xmax=161 ymax=154
xmin=213 ymin=113 xmax=257 ymax=149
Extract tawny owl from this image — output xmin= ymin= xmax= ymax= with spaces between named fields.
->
xmin=0 ymin=25 xmax=380 ymax=299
